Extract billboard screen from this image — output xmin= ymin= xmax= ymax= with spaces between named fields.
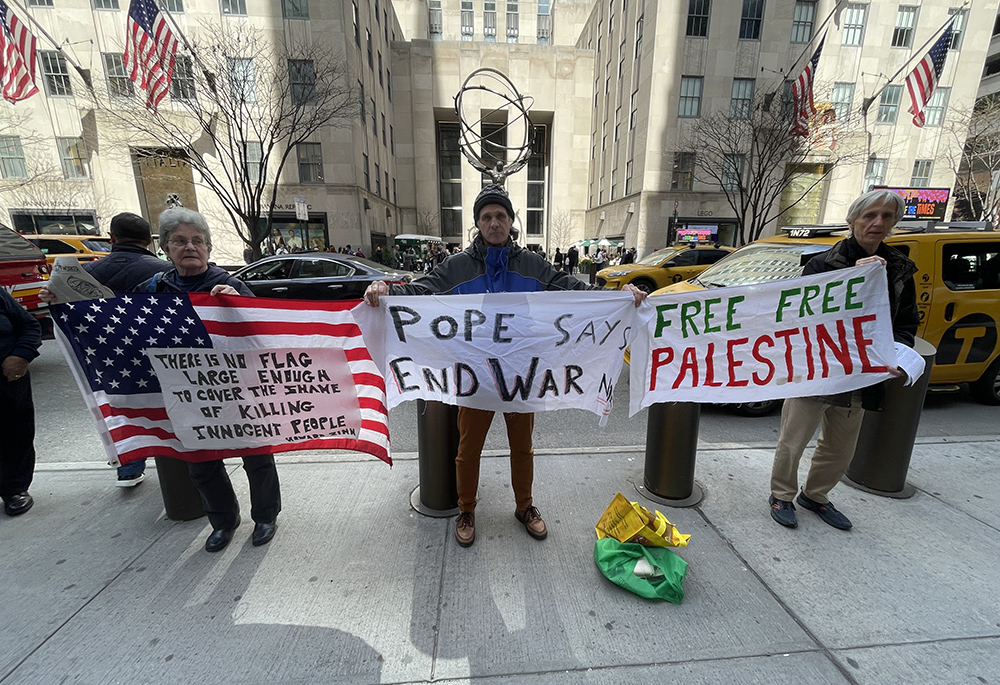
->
xmin=874 ymin=187 xmax=950 ymax=221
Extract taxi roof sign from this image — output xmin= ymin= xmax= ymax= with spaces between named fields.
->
xmin=778 ymin=225 xmax=849 ymax=238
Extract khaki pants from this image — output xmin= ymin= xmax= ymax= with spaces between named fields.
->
xmin=456 ymin=407 xmax=534 ymax=514
xmin=770 ymin=395 xmax=864 ymax=503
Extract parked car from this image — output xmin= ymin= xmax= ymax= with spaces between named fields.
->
xmin=24 ymin=235 xmax=112 ymax=268
xmin=597 ymin=244 xmax=734 ymax=293
xmin=233 ymin=253 xmax=416 ymax=301
xmin=653 ymin=224 xmax=1000 ymax=409
xmin=0 ymin=225 xmax=52 ymax=336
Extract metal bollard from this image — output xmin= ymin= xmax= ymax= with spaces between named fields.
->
xmin=635 ymin=402 xmax=704 ymax=507
xmin=410 ymin=399 xmax=460 ymax=517
xmin=844 ymin=337 xmax=936 ymax=498
xmin=153 ymin=456 xmax=205 ymax=521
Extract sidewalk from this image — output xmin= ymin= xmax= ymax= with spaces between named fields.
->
xmin=1 ymin=435 xmax=998 ymax=684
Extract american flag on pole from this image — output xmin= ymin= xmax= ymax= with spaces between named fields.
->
xmin=53 ymin=294 xmax=391 ymax=465
xmin=906 ymin=21 xmax=954 ymax=128
xmin=789 ymin=34 xmax=825 ymax=137
xmin=0 ymin=0 xmax=38 ymax=103
xmin=123 ymin=0 xmax=178 ymax=112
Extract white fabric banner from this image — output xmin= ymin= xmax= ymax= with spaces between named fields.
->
xmin=629 ymin=262 xmax=899 ymax=415
xmin=353 ymin=292 xmax=638 ymax=425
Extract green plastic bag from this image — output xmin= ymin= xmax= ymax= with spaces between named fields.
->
xmin=593 ymin=538 xmax=688 ymax=603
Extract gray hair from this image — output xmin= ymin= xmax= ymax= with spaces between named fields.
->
xmin=158 ymin=207 xmax=213 ymax=250
xmin=846 ymin=189 xmax=906 ymax=225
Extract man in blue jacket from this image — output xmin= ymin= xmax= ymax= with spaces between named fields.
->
xmin=365 ymin=184 xmax=644 ymax=547
xmin=0 ymin=288 xmax=42 ymax=516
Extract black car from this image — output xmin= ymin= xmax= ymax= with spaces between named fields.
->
xmin=233 ymin=253 xmax=416 ymax=301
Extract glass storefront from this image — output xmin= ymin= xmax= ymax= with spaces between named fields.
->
xmin=262 ymin=213 xmax=328 ymax=254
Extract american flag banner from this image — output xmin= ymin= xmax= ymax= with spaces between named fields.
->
xmin=789 ymin=34 xmax=825 ymax=137
xmin=906 ymin=21 xmax=954 ymax=128
xmin=0 ymin=0 xmax=38 ymax=103
xmin=52 ymin=294 xmax=391 ymax=466
xmin=123 ymin=0 xmax=178 ymax=112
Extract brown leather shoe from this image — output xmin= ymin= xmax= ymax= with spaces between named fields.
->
xmin=455 ymin=511 xmax=475 ymax=547
xmin=515 ymin=506 xmax=547 ymax=540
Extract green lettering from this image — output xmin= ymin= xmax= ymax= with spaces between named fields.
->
xmin=703 ymin=298 xmax=722 ymax=334
xmin=775 ymin=288 xmax=800 ymax=323
xmin=822 ymin=280 xmax=843 ymax=313
xmin=845 ymin=276 xmax=865 ymax=310
xmin=654 ymin=303 xmax=678 ymax=338
xmin=726 ymin=295 xmax=744 ymax=331
xmin=799 ymin=285 xmax=821 ymax=317
xmin=680 ymin=301 xmax=701 ymax=339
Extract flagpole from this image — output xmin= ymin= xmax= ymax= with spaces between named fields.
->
xmin=859 ymin=15 xmax=958 ymax=117
xmin=6 ymin=0 xmax=92 ymax=86
xmin=155 ymin=0 xmax=217 ymax=94
xmin=785 ymin=0 xmax=848 ymax=78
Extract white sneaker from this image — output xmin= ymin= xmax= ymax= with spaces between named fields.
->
xmin=116 ymin=473 xmax=146 ymax=488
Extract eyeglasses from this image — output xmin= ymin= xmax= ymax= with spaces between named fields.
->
xmin=168 ymin=237 xmax=208 ymax=248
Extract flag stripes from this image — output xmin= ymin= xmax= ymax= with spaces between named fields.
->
xmin=0 ymin=0 xmax=38 ymax=103
xmin=123 ymin=0 xmax=178 ymax=112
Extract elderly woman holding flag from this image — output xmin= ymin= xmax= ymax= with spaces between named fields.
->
xmin=768 ymin=189 xmax=917 ymax=532
xmin=137 ymin=207 xmax=281 ymax=553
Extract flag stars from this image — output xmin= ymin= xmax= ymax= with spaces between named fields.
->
xmin=160 ymin=316 xmax=172 ymax=325
xmin=104 ymin=325 xmax=116 ymax=334
xmin=146 ymin=336 xmax=158 ymax=345
xmin=136 ymin=317 xmax=146 ymax=325
xmin=121 ymin=369 xmax=131 ymax=378
xmin=132 ymin=357 xmax=144 ymax=366
xmin=148 ymin=297 xmax=158 ymax=305
xmin=123 ymin=337 xmax=133 ymax=346
xmin=129 ymin=327 xmax=139 ymax=335
xmin=108 ymin=380 xmax=120 ymax=389
xmin=90 ymin=303 xmax=102 ymax=312
xmin=103 ymin=357 xmax=115 ymax=366
xmin=166 ymin=307 xmax=177 ymax=314
xmin=96 ymin=335 xmax=107 ymax=345
xmin=172 ymin=336 xmax=183 ymax=344
xmin=115 ymin=306 xmax=126 ymax=314
xmin=75 ymin=324 xmax=89 ymax=333
xmin=84 ymin=347 xmax=96 ymax=356
xmin=154 ymin=325 xmax=165 ymax=334
xmin=141 ymin=306 xmax=152 ymax=314
xmin=179 ymin=326 xmax=189 ymax=334
xmin=122 ymin=296 xmax=132 ymax=304
xmin=110 ymin=315 xmax=122 ymax=324
xmin=84 ymin=314 xmax=96 ymax=322
xmin=185 ymin=317 xmax=195 ymax=325
xmin=137 ymin=378 xmax=148 ymax=388
xmin=59 ymin=313 xmax=69 ymax=322
xmin=113 ymin=346 xmax=125 ymax=356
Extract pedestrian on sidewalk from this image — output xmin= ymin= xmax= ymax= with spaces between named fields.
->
xmin=768 ymin=189 xmax=917 ymax=531
xmin=364 ymin=184 xmax=646 ymax=548
xmin=0 ymin=288 xmax=41 ymax=517
xmin=40 ymin=212 xmax=171 ymax=489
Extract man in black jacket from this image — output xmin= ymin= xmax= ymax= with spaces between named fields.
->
xmin=768 ymin=189 xmax=917 ymax=531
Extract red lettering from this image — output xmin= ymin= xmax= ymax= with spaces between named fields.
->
xmin=853 ymin=314 xmax=887 ymax=373
xmin=773 ymin=328 xmax=800 ymax=383
xmin=802 ymin=326 xmax=815 ymax=381
xmin=752 ymin=335 xmax=775 ymax=385
xmin=727 ymin=337 xmax=749 ymax=387
xmin=649 ymin=347 xmax=674 ymax=391
xmin=672 ymin=347 xmax=699 ymax=389
xmin=816 ymin=321 xmax=853 ymax=378
xmin=704 ymin=343 xmax=722 ymax=387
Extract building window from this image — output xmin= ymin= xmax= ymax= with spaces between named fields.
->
xmin=282 ymin=0 xmax=308 ymax=19
xmin=375 ymin=163 xmax=381 ymax=196
xmin=40 ymin=51 xmax=72 ymax=97
xmin=671 ymin=152 xmax=695 ymax=191
xmin=228 ymin=58 xmax=256 ymax=103
xmin=537 ymin=0 xmax=551 ymax=44
xmin=393 ymin=178 xmax=397 ymax=204
xmin=740 ymin=0 xmax=764 ymax=40
xmin=163 ymin=0 xmax=183 ymax=11
xmin=243 ymin=141 xmax=263 ymax=183
xmin=831 ymin=82 xmax=855 ymax=123
xmin=922 ymin=87 xmax=949 ymax=127
xmin=507 ymin=2 xmax=519 ymax=43
xmin=948 ymin=8 xmax=967 ymax=50
xmin=367 ymin=30 xmax=373 ymax=69
xmin=57 ymin=137 xmax=89 ymax=180
xmin=171 ymin=55 xmax=196 ymax=100
xmin=221 ymin=0 xmax=246 ymax=15
xmin=634 ymin=14 xmax=643 ymax=59
xmin=686 ymin=0 xmax=710 ymax=38
xmin=462 ymin=0 xmax=474 ymax=40
xmin=876 ymin=85 xmax=902 ymax=124
xmin=484 ymin=1 xmax=497 ymax=41
xmin=0 ymin=137 xmax=27 ymax=180
xmin=28 ymin=0 xmax=54 ymax=6
xmin=103 ymin=53 xmax=134 ymax=98
xmin=371 ymin=98 xmax=376 ymax=135
xmin=730 ymin=78 xmax=755 ymax=119
xmin=625 ymin=159 xmax=633 ymax=195
xmin=892 ymin=6 xmax=918 ymax=48
xmin=378 ymin=53 xmax=383 ymax=86
xmin=629 ymin=89 xmax=638 ymax=129
xmin=481 ymin=123 xmax=506 ymax=184
xmin=353 ymin=2 xmax=360 ymax=47
xmin=842 ymin=3 xmax=867 ymax=46
xmin=295 ymin=143 xmax=323 ymax=183
xmin=359 ymin=81 xmax=365 ymax=123
xmin=387 ymin=70 xmax=392 ymax=101
xmin=526 ymin=125 xmax=547 ymax=236
xmin=362 ymin=153 xmax=370 ymax=191
xmin=678 ymin=76 xmax=703 ymax=117
xmin=429 ymin=0 xmax=443 ymax=39
xmin=381 ymin=113 xmax=386 ymax=146
xmin=722 ymin=154 xmax=744 ymax=191
xmin=791 ymin=1 xmax=814 ymax=43
xmin=438 ymin=123 xmax=463 ymax=238
xmin=93 ymin=0 xmax=119 ymax=9
xmin=781 ymin=79 xmax=795 ymax=118
xmin=288 ymin=59 xmax=316 ymax=105
xmin=910 ymin=159 xmax=933 ymax=187
xmin=864 ymin=157 xmax=887 ymax=190
xmin=390 ymin=125 xmax=395 ymax=155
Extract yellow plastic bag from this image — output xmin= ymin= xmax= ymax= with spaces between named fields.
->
xmin=595 ymin=492 xmax=690 ymax=548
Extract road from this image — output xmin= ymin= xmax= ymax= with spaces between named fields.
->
xmin=29 ymin=338 xmax=1000 ymax=466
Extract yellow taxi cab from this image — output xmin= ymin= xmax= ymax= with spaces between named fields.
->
xmin=597 ymin=244 xmax=734 ymax=293
xmin=653 ymin=225 xmax=1000 ymax=406
xmin=24 ymin=235 xmax=112 ymax=268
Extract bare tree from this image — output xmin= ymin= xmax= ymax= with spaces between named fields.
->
xmin=548 ymin=211 xmax=576 ymax=251
xmin=0 ymin=109 xmax=63 ymax=196
xmin=676 ymin=88 xmax=864 ymax=246
xmin=415 ymin=208 xmax=439 ymax=235
xmin=91 ymin=22 xmax=356 ymax=260
xmin=943 ymin=95 xmax=1000 ymax=227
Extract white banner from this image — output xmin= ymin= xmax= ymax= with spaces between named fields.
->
xmin=353 ymin=292 xmax=638 ymax=425
xmin=629 ymin=263 xmax=899 ymax=415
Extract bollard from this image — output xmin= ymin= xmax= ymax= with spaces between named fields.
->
xmin=844 ymin=337 xmax=936 ymax=499
xmin=410 ymin=400 xmax=461 ymax=517
xmin=635 ymin=402 xmax=704 ymax=507
xmin=589 ymin=262 xmax=598 ymax=285
xmin=153 ymin=456 xmax=205 ymax=521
